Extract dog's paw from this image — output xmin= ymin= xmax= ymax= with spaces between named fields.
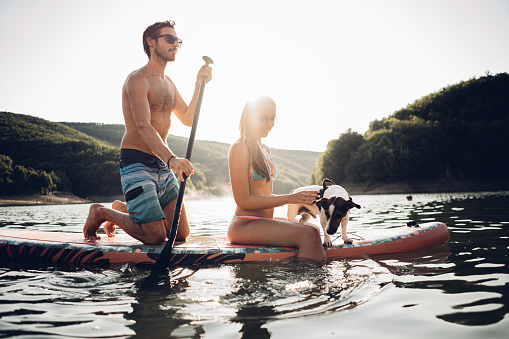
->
xmin=343 ymin=237 xmax=353 ymax=244
xmin=322 ymin=240 xmax=333 ymax=248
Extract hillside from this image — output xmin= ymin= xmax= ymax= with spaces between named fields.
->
xmin=62 ymin=122 xmax=319 ymax=195
xmin=311 ymin=73 xmax=509 ymax=193
xmin=0 ymin=112 xmax=120 ymax=197
xmin=0 ymin=113 xmax=320 ymax=198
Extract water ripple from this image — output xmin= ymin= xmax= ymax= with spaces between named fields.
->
xmin=0 ymin=191 xmax=508 ymax=337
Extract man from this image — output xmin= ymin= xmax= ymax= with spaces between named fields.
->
xmin=83 ymin=20 xmax=212 ymax=245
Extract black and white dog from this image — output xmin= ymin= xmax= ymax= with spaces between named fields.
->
xmin=287 ymin=179 xmax=361 ymax=247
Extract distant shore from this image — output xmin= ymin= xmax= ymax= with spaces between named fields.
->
xmin=345 ymin=179 xmax=509 ymax=195
xmin=0 ymin=193 xmax=90 ymax=207
xmin=1 ymin=180 xmax=508 ymax=207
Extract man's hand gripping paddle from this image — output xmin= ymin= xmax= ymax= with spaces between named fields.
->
xmin=141 ymin=56 xmax=213 ymax=289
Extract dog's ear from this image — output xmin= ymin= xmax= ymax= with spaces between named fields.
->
xmin=315 ymin=198 xmax=327 ymax=211
xmin=347 ymin=197 xmax=361 ymax=209
xmin=316 ymin=197 xmax=335 ymax=211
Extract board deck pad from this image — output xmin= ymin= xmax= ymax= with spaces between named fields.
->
xmin=0 ymin=222 xmax=450 ymax=268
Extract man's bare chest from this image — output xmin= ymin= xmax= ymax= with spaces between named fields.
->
xmin=147 ymin=77 xmax=176 ymax=113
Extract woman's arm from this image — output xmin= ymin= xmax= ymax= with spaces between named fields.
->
xmin=229 ymin=142 xmax=317 ymax=211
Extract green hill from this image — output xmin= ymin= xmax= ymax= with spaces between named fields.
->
xmin=62 ymin=122 xmax=319 ymax=195
xmin=0 ymin=113 xmax=319 ymax=198
xmin=311 ymin=73 xmax=509 ymax=192
xmin=4 ymin=73 xmax=507 ymax=198
xmin=0 ymin=112 xmax=120 ymax=197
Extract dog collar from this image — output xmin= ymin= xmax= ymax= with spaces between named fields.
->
xmin=318 ymin=178 xmax=335 ymax=199
xmin=314 ymin=178 xmax=335 ymax=207
xmin=318 ymin=186 xmax=328 ymax=199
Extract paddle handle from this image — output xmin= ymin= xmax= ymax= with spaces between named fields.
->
xmin=150 ymin=57 xmax=211 ymax=272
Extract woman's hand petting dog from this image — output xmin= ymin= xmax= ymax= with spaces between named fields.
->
xmin=288 ymin=190 xmax=320 ymax=206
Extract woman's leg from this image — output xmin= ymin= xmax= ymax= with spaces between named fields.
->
xmin=228 ymin=218 xmax=326 ymax=261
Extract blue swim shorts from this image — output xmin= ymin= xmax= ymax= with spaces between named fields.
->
xmin=119 ymin=149 xmax=179 ymax=224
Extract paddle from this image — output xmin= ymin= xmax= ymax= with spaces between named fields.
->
xmin=141 ymin=56 xmax=213 ymax=288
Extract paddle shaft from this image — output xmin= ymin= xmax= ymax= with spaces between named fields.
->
xmin=149 ymin=58 xmax=211 ymax=274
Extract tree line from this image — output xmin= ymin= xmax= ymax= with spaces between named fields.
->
xmin=1 ymin=113 xmax=318 ymax=198
xmin=311 ymin=73 xmax=509 ymax=187
xmin=5 ymin=73 xmax=505 ymax=198
xmin=0 ymin=154 xmax=58 ymax=195
xmin=0 ymin=113 xmax=120 ymax=197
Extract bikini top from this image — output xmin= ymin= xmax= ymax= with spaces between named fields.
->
xmin=250 ymin=144 xmax=278 ymax=181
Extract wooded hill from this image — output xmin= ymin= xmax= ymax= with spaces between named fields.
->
xmin=311 ymin=73 xmax=509 ymax=192
xmin=3 ymin=73 xmax=508 ymax=198
xmin=0 ymin=113 xmax=120 ymax=197
xmin=0 ymin=113 xmax=319 ymax=198
xmin=61 ymin=122 xmax=320 ymax=195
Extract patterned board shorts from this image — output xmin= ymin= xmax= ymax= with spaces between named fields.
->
xmin=119 ymin=149 xmax=179 ymax=224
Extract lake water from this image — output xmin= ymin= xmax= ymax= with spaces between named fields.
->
xmin=0 ymin=191 xmax=508 ymax=338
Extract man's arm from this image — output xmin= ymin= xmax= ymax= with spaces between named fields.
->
xmin=126 ymin=73 xmax=193 ymax=181
xmin=126 ymin=74 xmax=174 ymax=161
xmin=172 ymin=64 xmax=212 ymax=126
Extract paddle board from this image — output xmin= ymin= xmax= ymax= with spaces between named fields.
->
xmin=0 ymin=222 xmax=449 ymax=268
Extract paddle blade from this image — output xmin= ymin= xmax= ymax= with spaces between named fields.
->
xmin=139 ymin=267 xmax=170 ymax=289
xmin=202 ymin=55 xmax=214 ymax=65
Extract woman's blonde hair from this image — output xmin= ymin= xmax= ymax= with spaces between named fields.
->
xmin=239 ymin=96 xmax=276 ymax=182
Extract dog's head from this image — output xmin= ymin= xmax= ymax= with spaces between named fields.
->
xmin=316 ymin=196 xmax=361 ymax=235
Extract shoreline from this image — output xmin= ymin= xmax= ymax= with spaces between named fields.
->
xmin=0 ymin=193 xmax=91 ymax=207
xmin=345 ymin=179 xmax=509 ymax=195
xmin=1 ymin=181 xmax=508 ymax=207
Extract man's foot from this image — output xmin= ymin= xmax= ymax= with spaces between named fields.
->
xmin=112 ymin=200 xmax=128 ymax=212
xmin=83 ymin=204 xmax=106 ymax=240
xmin=103 ymin=222 xmax=116 ymax=237
xmin=103 ymin=200 xmax=128 ymax=237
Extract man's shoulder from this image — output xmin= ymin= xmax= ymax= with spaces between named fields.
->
xmin=124 ymin=69 xmax=149 ymax=88
xmin=126 ymin=69 xmax=148 ymax=81
xmin=164 ymin=74 xmax=175 ymax=84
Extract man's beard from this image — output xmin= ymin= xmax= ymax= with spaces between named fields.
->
xmin=154 ymin=45 xmax=175 ymax=62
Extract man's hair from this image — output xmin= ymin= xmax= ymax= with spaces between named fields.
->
xmin=142 ymin=20 xmax=175 ymax=58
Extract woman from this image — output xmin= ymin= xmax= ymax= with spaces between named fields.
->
xmin=228 ymin=96 xmax=326 ymax=261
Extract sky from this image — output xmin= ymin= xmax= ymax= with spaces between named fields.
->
xmin=0 ymin=0 xmax=508 ymax=152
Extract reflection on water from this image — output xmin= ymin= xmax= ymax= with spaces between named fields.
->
xmin=407 ymin=193 xmax=509 ymax=327
xmin=0 ymin=191 xmax=508 ymax=338
xmin=0 ymin=264 xmax=136 ymax=338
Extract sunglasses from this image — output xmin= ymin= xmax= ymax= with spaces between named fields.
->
xmin=258 ymin=115 xmax=277 ymax=124
xmin=151 ymin=34 xmax=182 ymax=48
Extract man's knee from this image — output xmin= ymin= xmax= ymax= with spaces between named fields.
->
xmin=175 ymin=224 xmax=190 ymax=242
xmin=144 ymin=235 xmax=166 ymax=246
xmin=140 ymin=220 xmax=167 ymax=246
